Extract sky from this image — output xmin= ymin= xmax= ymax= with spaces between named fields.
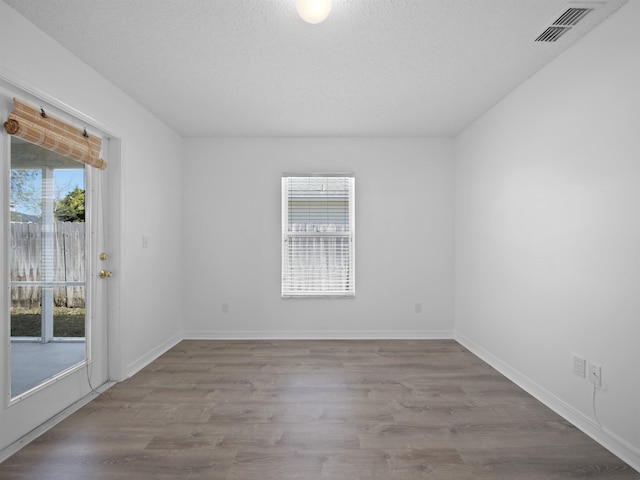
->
xmin=11 ymin=167 xmax=85 ymax=216
xmin=55 ymin=169 xmax=85 ymax=198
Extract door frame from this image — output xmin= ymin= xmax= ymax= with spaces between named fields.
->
xmin=0 ymin=69 xmax=124 ymax=447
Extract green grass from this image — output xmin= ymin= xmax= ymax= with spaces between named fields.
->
xmin=11 ymin=307 xmax=85 ymax=337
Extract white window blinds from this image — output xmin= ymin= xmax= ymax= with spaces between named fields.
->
xmin=282 ymin=174 xmax=355 ymax=297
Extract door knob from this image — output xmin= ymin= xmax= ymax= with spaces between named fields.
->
xmin=99 ymin=270 xmax=113 ymax=279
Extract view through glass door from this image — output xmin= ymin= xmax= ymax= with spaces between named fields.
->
xmin=10 ymin=137 xmax=90 ymax=398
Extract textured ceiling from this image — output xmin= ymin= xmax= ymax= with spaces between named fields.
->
xmin=2 ymin=0 xmax=628 ymax=137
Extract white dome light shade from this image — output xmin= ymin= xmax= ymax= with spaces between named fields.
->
xmin=296 ymin=0 xmax=332 ymax=24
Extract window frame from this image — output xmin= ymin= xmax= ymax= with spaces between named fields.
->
xmin=281 ymin=173 xmax=355 ymax=298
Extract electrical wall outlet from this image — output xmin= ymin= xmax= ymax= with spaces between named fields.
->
xmin=589 ymin=363 xmax=602 ymax=387
xmin=414 ymin=303 xmax=422 ymax=314
xmin=573 ymin=356 xmax=586 ymax=378
xmin=221 ymin=302 xmax=229 ymax=313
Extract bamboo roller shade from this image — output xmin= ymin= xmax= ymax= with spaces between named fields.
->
xmin=3 ymin=97 xmax=106 ymax=170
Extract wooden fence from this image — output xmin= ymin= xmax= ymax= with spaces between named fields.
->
xmin=10 ymin=222 xmax=85 ymax=308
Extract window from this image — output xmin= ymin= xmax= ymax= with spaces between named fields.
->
xmin=282 ymin=174 xmax=355 ymax=297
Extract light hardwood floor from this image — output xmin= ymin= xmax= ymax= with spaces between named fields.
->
xmin=1 ymin=340 xmax=638 ymax=479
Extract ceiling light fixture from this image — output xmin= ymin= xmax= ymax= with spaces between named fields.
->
xmin=296 ymin=0 xmax=332 ymax=24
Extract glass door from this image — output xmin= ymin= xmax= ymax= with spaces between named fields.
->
xmin=9 ymin=137 xmax=89 ymax=398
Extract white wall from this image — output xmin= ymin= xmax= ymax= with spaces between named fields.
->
xmin=183 ymin=137 xmax=454 ymax=338
xmin=455 ymin=0 xmax=640 ymax=469
xmin=3 ymin=0 xmax=638 ymax=469
xmin=0 ymin=0 xmax=183 ymax=451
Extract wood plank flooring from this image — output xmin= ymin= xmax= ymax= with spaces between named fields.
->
xmin=1 ymin=340 xmax=638 ymax=479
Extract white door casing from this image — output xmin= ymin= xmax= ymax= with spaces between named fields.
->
xmin=0 ymin=72 xmax=122 ymax=456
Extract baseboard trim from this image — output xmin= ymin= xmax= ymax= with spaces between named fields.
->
xmin=183 ymin=330 xmax=455 ymax=340
xmin=125 ymin=331 xmax=183 ymax=378
xmin=454 ymin=331 xmax=640 ymax=473
xmin=0 ymin=381 xmax=115 ymax=464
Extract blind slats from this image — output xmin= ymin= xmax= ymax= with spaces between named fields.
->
xmin=282 ymin=175 xmax=355 ymax=297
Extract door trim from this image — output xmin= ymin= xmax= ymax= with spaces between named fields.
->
xmin=0 ymin=68 xmax=124 ymax=397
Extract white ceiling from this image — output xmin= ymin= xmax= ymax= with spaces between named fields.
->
xmin=2 ymin=0 xmax=628 ymax=137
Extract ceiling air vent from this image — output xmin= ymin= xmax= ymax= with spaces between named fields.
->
xmin=553 ymin=7 xmax=593 ymax=26
xmin=536 ymin=26 xmax=571 ymax=42
xmin=535 ymin=4 xmax=596 ymax=42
